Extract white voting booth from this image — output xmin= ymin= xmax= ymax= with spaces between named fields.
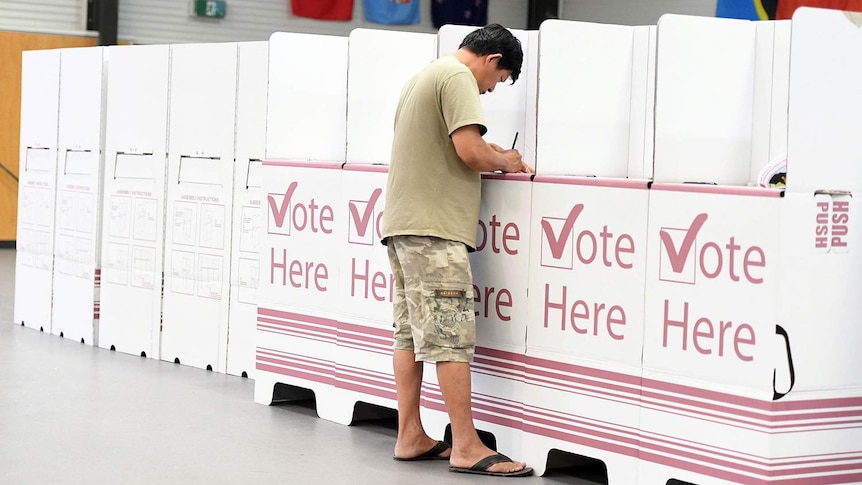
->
xmin=638 ymin=10 xmax=862 ymax=484
xmin=51 ymin=46 xmax=107 ymax=346
xmin=160 ymin=42 xmax=237 ymax=372
xmin=345 ymin=29 xmax=437 ymax=166
xmin=641 ymin=14 xmax=778 ymax=485
xmin=336 ymin=28 xmax=436 ymax=423
xmin=227 ymin=41 xmax=268 ymax=378
xmin=255 ymin=32 xmax=349 ymax=420
xmin=522 ymin=19 xmax=655 ymax=480
xmin=99 ymin=45 xmax=171 ymax=358
xmin=15 ymin=49 xmax=60 ymax=333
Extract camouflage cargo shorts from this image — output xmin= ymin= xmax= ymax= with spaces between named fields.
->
xmin=387 ymin=235 xmax=476 ymax=363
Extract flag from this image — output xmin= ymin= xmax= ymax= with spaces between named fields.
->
xmin=292 ymin=0 xmax=354 ymax=21
xmin=716 ymin=0 xmax=778 ymax=19
xmin=363 ymin=0 xmax=420 ymax=25
xmin=776 ymin=0 xmax=862 ymax=19
xmin=431 ymin=0 xmax=488 ymax=28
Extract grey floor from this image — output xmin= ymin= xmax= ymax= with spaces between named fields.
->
xmin=0 ymin=248 xmax=606 ymax=485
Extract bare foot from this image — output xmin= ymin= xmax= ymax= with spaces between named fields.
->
xmin=393 ymin=437 xmax=451 ymax=460
xmin=449 ymin=445 xmax=529 ymax=475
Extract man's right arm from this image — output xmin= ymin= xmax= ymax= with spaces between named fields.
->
xmin=451 ymin=125 xmax=532 ymax=173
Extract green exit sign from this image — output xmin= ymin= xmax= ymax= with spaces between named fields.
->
xmin=194 ymin=0 xmax=226 ymax=18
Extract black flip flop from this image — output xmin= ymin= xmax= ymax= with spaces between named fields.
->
xmin=449 ymin=453 xmax=534 ymax=477
xmin=392 ymin=440 xmax=451 ymax=461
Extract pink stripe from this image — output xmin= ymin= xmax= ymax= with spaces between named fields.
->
xmin=471 ymin=368 xmax=525 ymax=385
xmin=256 ymin=363 xmax=335 ymax=386
xmin=526 ymin=413 xmax=638 ymax=448
xmin=337 ymin=342 xmax=390 ymax=356
xmin=651 ymin=182 xmax=783 ymax=198
xmin=643 ymin=376 xmax=862 ymax=413
xmin=533 ymin=175 xmax=649 ymax=190
xmin=524 ymin=354 xmax=642 ymax=386
xmin=522 ymin=422 xmax=640 ymax=458
xmin=335 ymin=365 xmax=393 ymax=382
xmin=256 ymin=349 xmax=333 ymax=367
xmin=472 ymin=410 xmax=524 ymax=430
xmin=476 ymin=346 xmax=525 ymax=361
xmin=481 ymin=172 xmax=533 ymax=182
xmin=525 ymin=418 xmax=862 ymax=481
xmin=639 ymin=449 xmax=764 ymax=483
xmin=524 ymin=407 xmax=862 ymax=477
xmin=256 ymin=323 xmax=335 ymax=345
xmin=526 ymin=404 xmax=640 ymax=438
xmin=257 ymin=317 xmax=337 ymax=340
xmin=336 ymin=335 xmax=391 ymax=350
xmin=470 ymin=400 xmax=523 ymax=419
xmin=641 ymin=449 xmax=862 ymax=484
xmin=337 ymin=320 xmax=392 ymax=338
xmin=526 ymin=365 xmax=641 ymax=398
xmin=256 ymin=347 xmax=334 ymax=366
xmin=343 ymin=164 xmax=389 ymax=173
xmin=257 ymin=308 xmax=338 ymax=334
xmin=473 ymin=356 xmax=526 ymax=374
xmin=262 ymin=160 xmax=343 ymax=169
xmin=771 ymin=474 xmax=862 ymax=485
xmin=525 ymin=356 xmax=862 ymax=422
xmin=334 ymin=372 xmax=396 ymax=395
xmin=257 ymin=355 xmax=333 ymax=376
xmin=473 ymin=391 xmax=524 ymax=406
xmin=647 ymin=429 xmax=862 ymax=469
xmin=335 ymin=378 xmax=397 ymax=401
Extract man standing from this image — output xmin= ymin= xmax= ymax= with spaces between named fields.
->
xmin=381 ymin=24 xmax=534 ymax=477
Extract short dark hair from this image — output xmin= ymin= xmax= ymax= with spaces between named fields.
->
xmin=459 ymin=24 xmax=523 ymax=83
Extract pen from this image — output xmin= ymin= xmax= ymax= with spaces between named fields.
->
xmin=511 ymin=132 xmax=519 ymax=150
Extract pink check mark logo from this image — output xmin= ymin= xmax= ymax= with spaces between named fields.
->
xmin=541 ymin=204 xmax=584 ymax=260
xmin=267 ymin=181 xmax=298 ymax=229
xmin=659 ymin=213 xmax=708 ymax=273
xmin=348 ymin=188 xmax=382 ymax=237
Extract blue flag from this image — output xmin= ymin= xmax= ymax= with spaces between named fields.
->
xmin=715 ymin=0 xmax=776 ymax=20
xmin=431 ymin=0 xmax=488 ymax=28
xmin=363 ymin=0 xmax=420 ymax=25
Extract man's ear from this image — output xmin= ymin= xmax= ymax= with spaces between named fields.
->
xmin=486 ymin=53 xmax=502 ymax=65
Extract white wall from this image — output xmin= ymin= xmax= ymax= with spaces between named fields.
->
xmin=559 ymin=0 xmax=717 ymax=25
xmin=0 ymin=0 xmax=86 ymax=32
xmin=118 ymin=0 xmax=528 ymax=45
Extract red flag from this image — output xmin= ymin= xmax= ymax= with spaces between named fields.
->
xmin=292 ymin=0 xmax=354 ymax=21
xmin=776 ymin=0 xmax=862 ymax=19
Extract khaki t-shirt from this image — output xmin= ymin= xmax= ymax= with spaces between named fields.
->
xmin=381 ymin=55 xmax=486 ymax=251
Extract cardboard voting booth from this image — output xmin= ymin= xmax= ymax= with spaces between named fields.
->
xmin=99 ymin=45 xmax=171 ymax=358
xmin=227 ymin=41 xmax=268 ymax=378
xmin=256 ymin=161 xmax=345 ymax=421
xmin=637 ymin=10 xmax=862 ymax=484
xmin=15 ymin=49 xmax=60 ymax=334
xmin=265 ymin=33 xmax=348 ymax=163
xmin=523 ymin=176 xmax=649 ymax=482
xmin=345 ymin=29 xmax=437 ymax=166
xmin=653 ymin=15 xmax=757 ymax=186
xmin=51 ymin=46 xmax=107 ymax=346
xmin=535 ymin=20 xmax=655 ymax=179
xmin=255 ymin=33 xmax=348 ymax=418
xmin=334 ymin=165 xmax=397 ymax=420
xmin=160 ymin=42 xmax=238 ymax=372
xmin=296 ymin=29 xmax=437 ymax=424
xmin=516 ymin=19 xmax=656 ymax=479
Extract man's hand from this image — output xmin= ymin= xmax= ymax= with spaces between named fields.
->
xmin=499 ymin=148 xmax=534 ymax=174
